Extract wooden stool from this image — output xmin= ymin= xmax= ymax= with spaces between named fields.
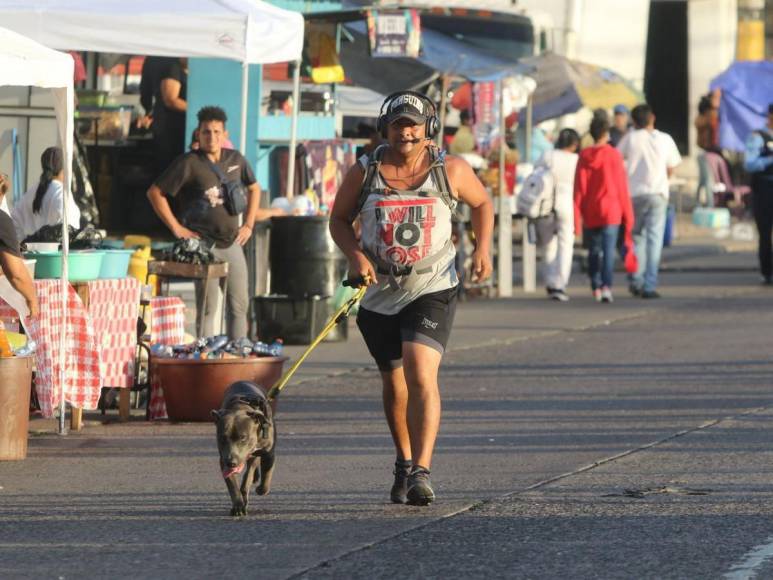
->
xmin=147 ymin=261 xmax=229 ymax=338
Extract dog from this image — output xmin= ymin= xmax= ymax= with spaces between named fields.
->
xmin=211 ymin=381 xmax=276 ymax=516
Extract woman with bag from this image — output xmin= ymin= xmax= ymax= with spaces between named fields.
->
xmin=534 ymin=129 xmax=580 ymax=302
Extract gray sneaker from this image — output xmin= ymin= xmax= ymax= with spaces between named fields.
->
xmin=406 ymin=466 xmax=435 ymax=506
xmin=390 ymin=459 xmax=412 ymax=504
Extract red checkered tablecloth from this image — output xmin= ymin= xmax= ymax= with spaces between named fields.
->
xmin=146 ymin=296 xmax=187 ymax=421
xmin=149 ymin=296 xmax=186 ymax=345
xmin=86 ymin=279 xmax=141 ymax=388
xmin=0 ymin=280 xmax=101 ymax=417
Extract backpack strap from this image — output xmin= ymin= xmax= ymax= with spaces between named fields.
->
xmin=352 ymin=144 xmax=387 ymax=220
xmin=354 ymin=145 xmax=457 ymax=218
xmin=428 ymin=147 xmax=457 ymax=213
xmin=203 ymin=154 xmax=228 ymax=185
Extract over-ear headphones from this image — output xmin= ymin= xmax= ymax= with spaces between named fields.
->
xmin=377 ymin=90 xmax=439 ymax=140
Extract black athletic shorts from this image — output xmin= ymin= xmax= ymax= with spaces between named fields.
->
xmin=356 ymin=285 xmax=459 ymax=371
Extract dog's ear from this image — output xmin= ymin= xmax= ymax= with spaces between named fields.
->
xmin=245 ymin=409 xmax=265 ymax=424
xmin=210 ymin=409 xmax=222 ymax=422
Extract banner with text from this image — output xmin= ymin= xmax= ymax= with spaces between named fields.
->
xmin=367 ymin=9 xmax=421 ymax=58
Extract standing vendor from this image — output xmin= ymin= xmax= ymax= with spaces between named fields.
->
xmin=153 ymin=57 xmax=188 ymax=175
xmin=0 ymin=174 xmax=38 ymax=319
xmin=147 ymin=106 xmax=283 ymax=339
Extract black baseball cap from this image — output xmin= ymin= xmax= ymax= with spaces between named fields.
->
xmin=384 ymin=92 xmax=430 ymax=125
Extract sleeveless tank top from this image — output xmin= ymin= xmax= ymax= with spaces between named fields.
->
xmin=357 ymin=153 xmax=457 ymax=315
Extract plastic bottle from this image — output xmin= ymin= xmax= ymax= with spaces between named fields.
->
xmin=0 ymin=321 xmax=14 ymax=358
xmin=14 ymin=339 xmax=37 ymax=357
xmin=252 ymin=341 xmax=270 ymax=357
xmin=268 ymin=339 xmax=284 ymax=357
xmin=209 ymin=335 xmax=229 ymax=352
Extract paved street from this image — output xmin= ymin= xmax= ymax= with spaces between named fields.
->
xmin=1 ymin=245 xmax=772 ymax=579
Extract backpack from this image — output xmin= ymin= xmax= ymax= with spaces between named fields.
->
xmin=354 ymin=144 xmax=456 ymax=217
xmin=516 ymin=166 xmax=556 ymax=219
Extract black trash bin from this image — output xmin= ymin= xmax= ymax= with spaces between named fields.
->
xmin=253 ymin=294 xmax=348 ymax=345
xmin=269 ymin=216 xmax=347 ymax=297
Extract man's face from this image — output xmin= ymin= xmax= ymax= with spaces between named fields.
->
xmin=198 ymin=120 xmax=225 ymax=154
xmin=386 ymin=117 xmax=426 ymax=155
xmin=614 ymin=112 xmax=628 ymax=131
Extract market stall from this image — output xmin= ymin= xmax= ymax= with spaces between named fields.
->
xmin=0 ymin=0 xmax=305 ymax=230
xmin=0 ymin=2 xmax=305 ymax=432
xmin=0 ymin=25 xmax=75 ymax=435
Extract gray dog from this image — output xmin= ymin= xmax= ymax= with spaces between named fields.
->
xmin=211 ymin=381 xmax=276 ymax=517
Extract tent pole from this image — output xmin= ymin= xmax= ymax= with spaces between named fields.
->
xmin=525 ymin=93 xmax=533 ymax=164
xmin=58 ymin=82 xmax=74 ymax=436
xmin=285 ymin=59 xmax=301 ymax=200
xmin=437 ymin=75 xmax=449 ymax=148
xmin=239 ymin=61 xmax=249 ymax=155
xmin=521 ymin=93 xmax=536 ymax=293
xmin=497 ymin=79 xmax=512 ymax=297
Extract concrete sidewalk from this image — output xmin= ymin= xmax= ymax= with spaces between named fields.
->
xmin=4 ymin=268 xmax=773 ymax=580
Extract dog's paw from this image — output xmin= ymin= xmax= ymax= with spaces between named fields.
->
xmin=230 ymin=503 xmax=247 ymax=517
xmin=256 ymin=484 xmax=270 ymax=496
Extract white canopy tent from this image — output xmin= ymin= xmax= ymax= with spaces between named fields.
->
xmin=0 ymin=0 xmax=304 ymax=153
xmin=1 ymin=1 xmax=304 ymax=432
xmin=0 ymin=26 xmax=74 ymax=433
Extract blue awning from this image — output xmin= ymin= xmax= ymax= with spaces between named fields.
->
xmin=710 ymin=61 xmax=773 ymax=152
xmin=340 ymin=21 xmax=531 ymax=94
xmin=412 ymin=25 xmax=532 ymax=81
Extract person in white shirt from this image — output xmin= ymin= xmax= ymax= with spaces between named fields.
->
xmin=617 ymin=105 xmax=681 ymax=298
xmin=12 ymin=147 xmax=80 ymax=242
xmin=535 ymin=128 xmax=580 ymax=301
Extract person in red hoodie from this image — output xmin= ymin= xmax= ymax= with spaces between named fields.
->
xmin=574 ymin=117 xmax=635 ymax=303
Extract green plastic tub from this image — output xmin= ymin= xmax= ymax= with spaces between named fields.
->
xmin=99 ymin=249 xmax=133 ymax=279
xmin=25 ymin=250 xmax=105 ymax=281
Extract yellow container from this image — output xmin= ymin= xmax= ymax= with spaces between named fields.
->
xmin=124 ymin=234 xmax=152 ymax=249
xmin=127 ymin=246 xmax=156 ymax=291
xmin=124 ymin=236 xmax=157 ymax=291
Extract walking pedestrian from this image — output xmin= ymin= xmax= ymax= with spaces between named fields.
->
xmin=617 ymin=104 xmax=681 ymax=298
xmin=535 ymin=128 xmax=580 ymax=301
xmin=330 ymin=90 xmax=494 ymax=506
xmin=744 ymin=103 xmax=773 ymax=285
xmin=574 ymin=118 xmax=634 ymax=303
xmin=609 ymin=104 xmax=631 ymax=148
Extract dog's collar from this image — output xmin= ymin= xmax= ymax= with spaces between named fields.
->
xmin=231 ymin=395 xmax=266 ymax=409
